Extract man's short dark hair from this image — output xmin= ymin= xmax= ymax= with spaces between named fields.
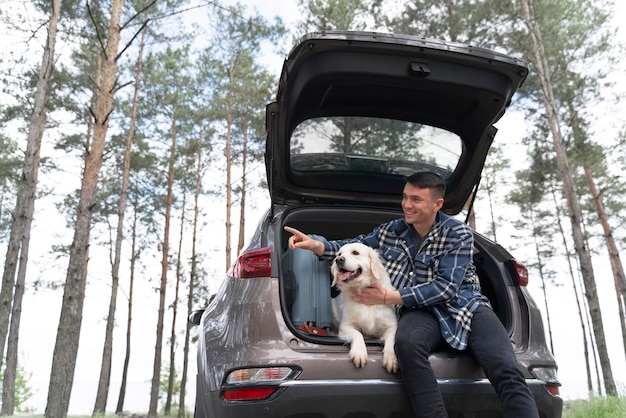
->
xmin=406 ymin=172 xmax=446 ymax=199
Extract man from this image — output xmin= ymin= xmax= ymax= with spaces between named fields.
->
xmin=284 ymin=171 xmax=539 ymax=418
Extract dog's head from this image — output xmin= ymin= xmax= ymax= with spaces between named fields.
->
xmin=331 ymin=243 xmax=387 ymax=289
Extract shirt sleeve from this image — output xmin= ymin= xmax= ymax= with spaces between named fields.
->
xmin=399 ymin=224 xmax=474 ymax=308
xmin=321 ymin=225 xmax=385 ymax=258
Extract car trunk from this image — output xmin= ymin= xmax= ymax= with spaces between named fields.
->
xmin=278 ymin=205 xmax=517 ymax=346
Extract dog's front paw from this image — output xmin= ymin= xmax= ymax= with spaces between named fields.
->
xmin=349 ymin=344 xmax=368 ymax=368
xmin=382 ymin=349 xmax=399 ymax=373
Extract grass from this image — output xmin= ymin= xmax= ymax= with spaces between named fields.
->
xmin=8 ymin=399 xmax=626 ymax=418
xmin=562 ymin=396 xmax=626 ymax=418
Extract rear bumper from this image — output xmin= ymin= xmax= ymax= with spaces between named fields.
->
xmin=195 ymin=376 xmax=562 ymax=418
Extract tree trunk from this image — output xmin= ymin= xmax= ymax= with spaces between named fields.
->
xmin=582 ymin=163 xmax=626 ymax=362
xmin=486 ymin=186 xmax=498 ymax=243
xmin=115 ymin=206 xmax=139 ymax=413
xmin=567 ymin=97 xmax=626 ymax=364
xmin=93 ymin=21 xmax=146 ymax=415
xmin=520 ymin=0 xmax=616 ymax=396
xmin=148 ymin=114 xmax=177 ymax=417
xmin=1 ymin=201 xmax=33 ymax=415
xmin=464 ymin=194 xmax=476 ymax=230
xmin=45 ymin=1 xmax=125 ymax=416
xmin=580 ymin=226 xmax=603 ymax=395
xmin=0 ymin=0 xmax=61 ymax=379
xmin=237 ymin=121 xmax=248 ymax=256
xmin=568 ymin=102 xmax=626 ymax=363
xmin=225 ymin=47 xmax=235 ymax=270
xmin=529 ymin=208 xmax=554 ymax=354
xmin=179 ymin=140 xmax=202 ymax=418
xmin=166 ymin=191 xmax=186 ymax=414
xmin=92 ymin=19 xmax=146 ymax=416
xmin=550 ymin=189 xmax=594 ymax=392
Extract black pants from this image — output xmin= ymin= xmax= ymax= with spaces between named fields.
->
xmin=394 ymin=305 xmax=540 ymax=418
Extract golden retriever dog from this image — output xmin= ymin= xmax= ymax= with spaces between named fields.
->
xmin=331 ymin=242 xmax=398 ymax=373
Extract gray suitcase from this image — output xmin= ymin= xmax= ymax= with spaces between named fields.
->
xmin=283 ymin=234 xmax=333 ymax=333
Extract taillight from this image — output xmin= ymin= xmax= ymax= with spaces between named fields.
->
xmin=221 ymin=366 xmax=300 ymax=401
xmin=544 ymin=384 xmax=560 ymax=396
xmin=511 ymin=259 xmax=529 ymax=286
xmin=228 ymin=247 xmax=272 ymax=278
xmin=222 ymin=387 xmax=276 ymax=401
xmin=530 ymin=367 xmax=560 ymax=396
xmin=226 ymin=367 xmax=293 ymax=383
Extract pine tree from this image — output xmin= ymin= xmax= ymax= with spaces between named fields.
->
xmin=45 ymin=0 xmax=127 ymax=416
xmin=92 ymin=14 xmax=150 ymax=415
xmin=518 ymin=0 xmax=616 ymax=396
xmin=204 ymin=4 xmax=284 ymax=269
xmin=0 ymin=0 xmax=62 ymax=413
xmin=137 ymin=45 xmax=196 ymax=418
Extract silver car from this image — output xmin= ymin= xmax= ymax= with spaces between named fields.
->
xmin=191 ymin=31 xmax=562 ymax=418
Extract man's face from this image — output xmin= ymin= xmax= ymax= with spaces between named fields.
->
xmin=401 ymin=182 xmax=443 ymax=232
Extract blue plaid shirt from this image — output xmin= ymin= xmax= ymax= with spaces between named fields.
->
xmin=322 ymin=212 xmax=489 ymax=350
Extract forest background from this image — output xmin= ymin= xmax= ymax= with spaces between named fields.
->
xmin=1 ymin=0 xmax=625 ymax=416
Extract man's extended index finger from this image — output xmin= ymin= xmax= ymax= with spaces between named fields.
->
xmin=283 ymin=226 xmax=301 ymax=236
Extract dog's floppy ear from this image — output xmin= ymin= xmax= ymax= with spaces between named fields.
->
xmin=330 ymin=264 xmax=338 ymax=287
xmin=369 ymin=250 xmax=387 ymax=282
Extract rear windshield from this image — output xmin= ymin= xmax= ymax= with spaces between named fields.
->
xmin=290 ymin=116 xmax=462 ymax=178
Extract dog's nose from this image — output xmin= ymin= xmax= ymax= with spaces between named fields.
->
xmin=335 ymin=256 xmax=345 ymax=265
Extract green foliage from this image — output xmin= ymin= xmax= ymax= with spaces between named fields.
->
xmin=373 ymin=0 xmax=513 ymax=45
xmin=159 ymin=365 xmax=181 ymax=408
xmin=296 ymin=0 xmax=373 ymax=32
xmin=0 ymin=132 xmax=21 ymax=240
xmin=562 ymin=396 xmax=626 ymax=418
xmin=0 ymin=363 xmax=35 ymax=413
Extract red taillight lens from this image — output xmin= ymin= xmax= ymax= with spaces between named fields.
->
xmin=222 ymin=387 xmax=277 ymax=401
xmin=531 ymin=367 xmax=560 ymax=397
xmin=511 ymin=259 xmax=529 ymax=286
xmin=544 ymin=384 xmax=560 ymax=396
xmin=221 ymin=367 xmax=297 ymax=401
xmin=228 ymin=247 xmax=272 ymax=278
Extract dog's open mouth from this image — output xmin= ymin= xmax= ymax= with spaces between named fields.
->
xmin=337 ymin=268 xmax=362 ymax=283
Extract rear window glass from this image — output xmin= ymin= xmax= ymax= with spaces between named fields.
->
xmin=290 ymin=116 xmax=461 ymax=178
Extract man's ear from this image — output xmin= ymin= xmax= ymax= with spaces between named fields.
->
xmin=434 ymin=197 xmax=444 ymax=211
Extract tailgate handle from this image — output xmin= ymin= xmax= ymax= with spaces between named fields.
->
xmin=409 ymin=62 xmax=431 ymax=76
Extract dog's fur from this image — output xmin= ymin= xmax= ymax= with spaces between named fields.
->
xmin=331 ymin=242 xmax=399 ymax=373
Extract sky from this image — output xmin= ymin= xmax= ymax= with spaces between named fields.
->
xmin=4 ymin=0 xmax=626 ymax=415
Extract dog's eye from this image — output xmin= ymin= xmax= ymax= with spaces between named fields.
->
xmin=352 ymin=250 xmax=359 ymax=255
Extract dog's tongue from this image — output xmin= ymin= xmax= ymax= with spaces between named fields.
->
xmin=338 ymin=271 xmax=355 ymax=281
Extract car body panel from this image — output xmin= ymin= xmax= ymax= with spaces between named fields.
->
xmin=196 ymin=376 xmax=560 ymax=418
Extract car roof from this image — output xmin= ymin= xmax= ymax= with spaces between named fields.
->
xmin=265 ymin=31 xmax=528 ymax=214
